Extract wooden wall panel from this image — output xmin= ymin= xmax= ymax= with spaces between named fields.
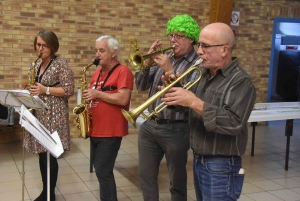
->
xmin=209 ymin=0 xmax=235 ymax=25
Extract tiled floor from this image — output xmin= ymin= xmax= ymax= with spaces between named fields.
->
xmin=1 ymin=123 xmax=300 ymax=201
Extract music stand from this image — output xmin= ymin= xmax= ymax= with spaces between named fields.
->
xmin=0 ymin=90 xmax=64 ymax=201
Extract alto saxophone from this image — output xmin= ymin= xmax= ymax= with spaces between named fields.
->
xmin=27 ymin=53 xmax=42 ymax=90
xmin=73 ymin=58 xmax=100 ymax=139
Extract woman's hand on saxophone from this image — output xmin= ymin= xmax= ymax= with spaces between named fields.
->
xmin=29 ymin=83 xmax=47 ymax=96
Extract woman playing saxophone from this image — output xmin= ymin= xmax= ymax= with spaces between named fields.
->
xmin=25 ymin=30 xmax=74 ymax=201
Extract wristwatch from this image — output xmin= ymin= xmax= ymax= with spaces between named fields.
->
xmin=46 ymin=86 xmax=50 ymax=95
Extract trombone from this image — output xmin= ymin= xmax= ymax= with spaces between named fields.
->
xmin=128 ymin=39 xmax=175 ymax=70
xmin=122 ymin=59 xmax=203 ymax=128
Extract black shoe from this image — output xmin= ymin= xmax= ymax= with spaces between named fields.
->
xmin=34 ymin=191 xmax=55 ymax=201
xmin=34 ymin=191 xmax=46 ymax=201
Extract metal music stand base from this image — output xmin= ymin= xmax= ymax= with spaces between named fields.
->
xmin=21 ymin=134 xmax=51 ymax=201
xmin=47 ymin=152 xmax=50 ymax=201
xmin=21 ymin=128 xmax=25 ymax=201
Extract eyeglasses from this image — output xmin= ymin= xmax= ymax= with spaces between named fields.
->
xmin=168 ymin=33 xmax=185 ymax=40
xmin=36 ymin=43 xmax=50 ymax=49
xmin=196 ymin=42 xmax=226 ymax=51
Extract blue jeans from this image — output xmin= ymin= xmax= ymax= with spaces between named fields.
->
xmin=90 ymin=137 xmax=122 ymax=201
xmin=138 ymin=119 xmax=190 ymax=201
xmin=193 ymin=155 xmax=244 ymax=201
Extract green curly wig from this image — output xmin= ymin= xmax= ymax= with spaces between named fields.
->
xmin=166 ymin=14 xmax=201 ymax=42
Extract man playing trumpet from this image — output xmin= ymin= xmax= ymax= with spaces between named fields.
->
xmin=162 ymin=22 xmax=256 ymax=201
xmin=135 ymin=14 xmax=201 ymax=201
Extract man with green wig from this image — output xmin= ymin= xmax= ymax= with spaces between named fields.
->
xmin=135 ymin=14 xmax=201 ymax=201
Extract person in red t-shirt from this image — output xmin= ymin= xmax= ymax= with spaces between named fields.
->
xmin=82 ymin=35 xmax=134 ymax=201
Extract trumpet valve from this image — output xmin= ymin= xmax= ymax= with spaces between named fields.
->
xmin=157 ymin=46 xmax=163 ymax=52
xmin=141 ymin=112 xmax=149 ymax=120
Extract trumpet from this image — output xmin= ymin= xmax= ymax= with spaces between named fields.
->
xmin=128 ymin=39 xmax=175 ymax=70
xmin=122 ymin=59 xmax=203 ymax=128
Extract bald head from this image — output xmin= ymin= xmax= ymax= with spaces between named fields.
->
xmin=201 ymin=22 xmax=236 ymax=51
xmin=197 ymin=23 xmax=236 ymax=74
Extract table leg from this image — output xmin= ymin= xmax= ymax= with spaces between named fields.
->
xmin=251 ymin=122 xmax=257 ymax=156
xmin=285 ymin=119 xmax=293 ymax=171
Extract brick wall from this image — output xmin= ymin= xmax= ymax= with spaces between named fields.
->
xmin=0 ymin=0 xmax=300 ymax=140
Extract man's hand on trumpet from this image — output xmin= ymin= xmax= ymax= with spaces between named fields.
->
xmin=160 ymin=71 xmax=204 ymax=114
xmin=154 ymin=53 xmax=174 ymax=74
xmin=158 ymin=71 xmax=186 ymax=106
xmin=145 ymin=40 xmax=174 ymax=74
xmin=158 ymin=71 xmax=182 ymax=89
xmin=143 ymin=40 xmax=162 ymax=67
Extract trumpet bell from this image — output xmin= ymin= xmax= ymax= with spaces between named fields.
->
xmin=128 ymin=39 xmax=175 ymax=70
xmin=121 ymin=109 xmax=137 ymax=128
xmin=128 ymin=51 xmax=144 ymax=70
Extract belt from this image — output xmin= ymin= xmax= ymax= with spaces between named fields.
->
xmin=193 ymin=152 xmax=240 ymax=159
xmin=150 ymin=116 xmax=187 ymax=124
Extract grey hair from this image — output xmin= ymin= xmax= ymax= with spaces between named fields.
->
xmin=96 ymin=35 xmax=120 ymax=59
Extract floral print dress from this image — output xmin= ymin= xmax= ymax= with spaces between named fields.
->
xmin=24 ymin=56 xmax=74 ymax=154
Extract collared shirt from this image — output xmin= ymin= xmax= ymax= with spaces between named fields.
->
xmin=135 ymin=49 xmax=201 ymax=120
xmin=190 ymin=58 xmax=256 ymax=156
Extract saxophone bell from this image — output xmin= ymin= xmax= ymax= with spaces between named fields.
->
xmin=73 ymin=104 xmax=90 ymax=139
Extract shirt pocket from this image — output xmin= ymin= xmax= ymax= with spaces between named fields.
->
xmin=204 ymin=89 xmax=224 ymax=105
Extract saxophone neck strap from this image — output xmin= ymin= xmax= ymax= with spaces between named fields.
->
xmin=95 ymin=63 xmax=120 ymax=91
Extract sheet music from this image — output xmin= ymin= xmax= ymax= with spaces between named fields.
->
xmin=32 ymin=95 xmax=48 ymax=110
xmin=18 ymin=105 xmax=64 ymax=158
xmin=0 ymin=90 xmax=48 ymax=110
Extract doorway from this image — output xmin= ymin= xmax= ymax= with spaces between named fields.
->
xmin=268 ymin=17 xmax=300 ymax=103
xmin=267 ymin=17 xmax=300 ymax=125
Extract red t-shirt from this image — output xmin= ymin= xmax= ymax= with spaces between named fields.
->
xmin=89 ymin=64 xmax=134 ymax=137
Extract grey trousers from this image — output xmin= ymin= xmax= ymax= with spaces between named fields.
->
xmin=138 ymin=119 xmax=190 ymax=201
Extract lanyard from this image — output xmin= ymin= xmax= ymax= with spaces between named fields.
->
xmin=95 ymin=63 xmax=120 ymax=91
xmin=36 ymin=55 xmax=56 ymax=83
